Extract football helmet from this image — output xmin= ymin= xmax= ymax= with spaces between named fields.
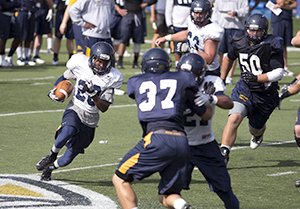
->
xmin=141 ymin=48 xmax=171 ymax=73
xmin=88 ymin=42 xmax=114 ymax=75
xmin=245 ymin=13 xmax=269 ymax=44
xmin=176 ymin=53 xmax=207 ymax=85
xmin=190 ymin=0 xmax=212 ymax=26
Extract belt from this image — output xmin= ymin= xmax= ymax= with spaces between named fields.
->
xmin=153 ymin=129 xmax=186 ymax=136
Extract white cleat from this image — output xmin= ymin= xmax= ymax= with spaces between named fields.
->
xmin=225 ymin=76 xmax=233 ymax=85
xmin=283 ymin=68 xmax=295 ymax=77
xmin=250 ymin=135 xmax=263 ymax=149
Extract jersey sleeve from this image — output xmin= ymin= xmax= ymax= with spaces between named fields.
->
xmin=203 ymin=22 xmax=224 ymax=42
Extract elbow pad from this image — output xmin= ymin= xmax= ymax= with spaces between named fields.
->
xmin=267 ymin=68 xmax=284 ymax=82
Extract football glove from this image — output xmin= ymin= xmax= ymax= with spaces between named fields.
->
xmin=45 ymin=9 xmax=53 ymax=22
xmin=48 ymin=88 xmax=64 ymax=103
xmin=241 ymin=71 xmax=257 ymax=83
xmin=84 ymin=80 xmax=100 ymax=97
xmin=194 ymin=91 xmax=218 ymax=106
xmin=177 ymin=42 xmax=189 ymax=53
xmin=203 ymin=81 xmax=215 ymax=95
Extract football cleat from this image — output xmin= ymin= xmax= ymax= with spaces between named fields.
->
xmin=220 ymin=147 xmax=230 ymax=165
xmin=17 ymin=58 xmax=26 ymax=66
xmin=295 ymin=179 xmax=300 ymax=187
xmin=183 ymin=203 xmax=192 ymax=209
xmin=40 ymin=165 xmax=55 ymax=181
xmin=5 ymin=56 xmax=14 ymax=66
xmin=36 ymin=152 xmax=57 ymax=171
xmin=33 ymin=56 xmax=45 ymax=64
xmin=250 ymin=134 xmax=263 ymax=149
xmin=52 ymin=58 xmax=59 ymax=65
xmin=132 ymin=63 xmax=140 ymax=69
xmin=117 ymin=64 xmax=124 ymax=69
xmin=225 ymin=76 xmax=233 ymax=85
xmin=283 ymin=68 xmax=295 ymax=77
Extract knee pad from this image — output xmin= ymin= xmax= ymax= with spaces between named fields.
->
xmin=133 ymin=43 xmax=140 ymax=53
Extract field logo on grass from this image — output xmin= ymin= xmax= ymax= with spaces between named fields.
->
xmin=0 ymin=174 xmax=117 ymax=209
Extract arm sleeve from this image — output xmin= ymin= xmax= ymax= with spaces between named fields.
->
xmin=186 ymin=88 xmax=207 ymax=117
xmin=143 ymin=0 xmax=157 ymax=6
xmin=164 ymin=0 xmax=173 ymax=27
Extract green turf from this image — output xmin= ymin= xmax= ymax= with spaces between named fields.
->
xmin=1 ymin=16 xmax=300 ymax=209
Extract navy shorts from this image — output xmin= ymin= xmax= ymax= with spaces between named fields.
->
xmin=184 ymin=140 xmax=231 ymax=192
xmin=115 ymin=130 xmax=189 ymax=195
xmin=35 ymin=9 xmax=51 ymax=35
xmin=54 ymin=10 xmax=74 ymax=40
xmin=120 ymin=12 xmax=144 ymax=44
xmin=231 ymin=80 xmax=278 ymax=130
xmin=218 ymin=29 xmax=242 ymax=54
xmin=72 ymin=23 xmax=86 ymax=53
xmin=111 ymin=15 xmax=122 ymax=40
xmin=271 ymin=20 xmax=293 ymax=46
xmin=55 ymin=109 xmax=95 ymax=154
xmin=0 ymin=13 xmax=21 ymax=39
xmin=16 ymin=10 xmax=36 ymax=42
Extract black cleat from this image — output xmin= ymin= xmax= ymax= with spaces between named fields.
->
xmin=295 ymin=179 xmax=300 ymax=187
xmin=132 ymin=64 xmax=140 ymax=69
xmin=117 ymin=64 xmax=124 ymax=69
xmin=183 ymin=203 xmax=192 ymax=209
xmin=40 ymin=166 xmax=53 ymax=181
xmin=220 ymin=147 xmax=230 ymax=165
xmin=36 ymin=152 xmax=57 ymax=171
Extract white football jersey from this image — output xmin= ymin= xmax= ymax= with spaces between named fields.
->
xmin=64 ymin=54 xmax=124 ymax=114
xmin=187 ymin=17 xmax=224 ymax=72
xmin=184 ymin=75 xmax=226 ymax=146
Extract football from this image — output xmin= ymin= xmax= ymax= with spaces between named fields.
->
xmin=55 ymin=80 xmax=73 ymax=101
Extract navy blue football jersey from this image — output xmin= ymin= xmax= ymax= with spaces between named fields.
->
xmin=127 ymin=71 xmax=202 ymax=135
xmin=228 ymin=31 xmax=284 ymax=92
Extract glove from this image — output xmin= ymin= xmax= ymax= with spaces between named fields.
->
xmin=168 ymin=25 xmax=175 ymax=34
xmin=48 ymin=88 xmax=64 ymax=103
xmin=203 ymin=81 xmax=215 ymax=95
xmin=177 ymin=42 xmax=189 ymax=53
xmin=45 ymin=9 xmax=53 ymax=22
xmin=84 ymin=80 xmax=99 ymax=97
xmin=241 ymin=71 xmax=257 ymax=83
xmin=194 ymin=91 xmax=212 ymax=106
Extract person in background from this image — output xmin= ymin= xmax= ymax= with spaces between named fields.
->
xmin=211 ymin=0 xmax=249 ymax=85
xmin=220 ymin=14 xmax=284 ymax=164
xmin=112 ymin=48 xmax=213 ymax=209
xmin=52 ymin=0 xmax=74 ymax=65
xmin=164 ymin=0 xmax=192 ymax=66
xmin=0 ymin=0 xmax=21 ymax=67
xmin=149 ymin=0 xmax=168 ymax=49
xmin=31 ymin=0 xmax=54 ymax=64
xmin=177 ymin=53 xmax=239 ymax=209
xmin=36 ymin=42 xmax=123 ymax=181
xmin=156 ymin=0 xmax=224 ymax=76
xmin=277 ymin=30 xmax=300 ymax=109
xmin=69 ymin=0 xmax=115 ymax=57
xmin=270 ymin=0 xmax=297 ymax=77
xmin=116 ymin=0 xmax=157 ymax=69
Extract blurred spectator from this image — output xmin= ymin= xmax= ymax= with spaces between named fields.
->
xmin=31 ymin=0 xmax=54 ymax=64
xmin=52 ymin=0 xmax=74 ymax=65
xmin=16 ymin=0 xmax=39 ymax=66
xmin=69 ymin=0 xmax=115 ymax=57
xmin=270 ymin=0 xmax=297 ymax=76
xmin=149 ymin=0 xmax=168 ymax=48
xmin=211 ymin=0 xmax=249 ymax=85
xmin=0 ymin=0 xmax=21 ymax=67
xmin=165 ymin=0 xmax=192 ymax=66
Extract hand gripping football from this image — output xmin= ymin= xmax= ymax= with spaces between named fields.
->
xmin=55 ymin=80 xmax=73 ymax=101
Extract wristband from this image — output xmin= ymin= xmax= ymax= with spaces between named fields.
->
xmin=211 ymin=95 xmax=218 ymax=105
xmin=165 ymin=34 xmax=172 ymax=41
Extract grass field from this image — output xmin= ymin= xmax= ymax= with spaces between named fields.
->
xmin=1 ymin=17 xmax=300 ymax=209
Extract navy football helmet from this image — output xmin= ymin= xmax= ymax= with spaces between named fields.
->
xmin=141 ymin=48 xmax=171 ymax=73
xmin=245 ymin=14 xmax=269 ymax=44
xmin=88 ymin=42 xmax=114 ymax=75
xmin=190 ymin=0 xmax=212 ymax=26
xmin=176 ymin=53 xmax=207 ymax=85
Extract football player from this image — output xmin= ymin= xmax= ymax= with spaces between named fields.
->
xmin=36 ymin=42 xmax=124 ymax=181
xmin=220 ymin=13 xmax=284 ymax=164
xmin=155 ymin=0 xmax=224 ymax=76
xmin=112 ymin=48 xmax=213 ymax=209
xmin=177 ymin=53 xmax=239 ymax=208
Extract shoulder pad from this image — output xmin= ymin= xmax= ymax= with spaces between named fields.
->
xmin=264 ymin=35 xmax=284 ymax=53
xmin=204 ymin=22 xmax=225 ymax=42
